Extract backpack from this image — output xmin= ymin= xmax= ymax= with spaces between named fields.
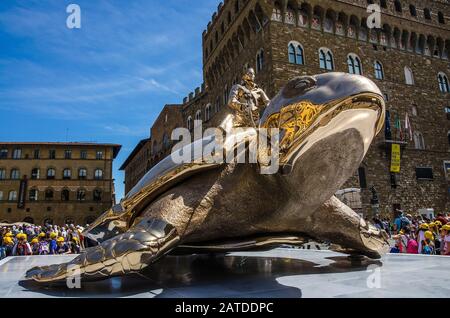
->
xmin=423 ymin=245 xmax=432 ymax=255
xmin=16 ymin=243 xmax=30 ymax=256
xmin=400 ymin=217 xmax=410 ymax=230
xmin=406 ymin=237 xmax=419 ymax=254
xmin=38 ymin=242 xmax=50 ymax=255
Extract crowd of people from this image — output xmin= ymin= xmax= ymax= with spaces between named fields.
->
xmin=0 ymin=213 xmax=449 ymax=260
xmin=0 ymin=223 xmax=86 ymax=260
xmin=372 ymin=213 xmax=450 ymax=256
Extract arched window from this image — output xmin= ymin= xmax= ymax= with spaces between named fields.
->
xmin=409 ymin=5 xmax=417 ymax=17
xmin=8 ymin=191 xmax=17 ymax=201
xmin=31 ymin=168 xmax=40 ymax=180
xmin=23 ymin=217 xmax=34 ymax=224
xmin=288 ymin=42 xmax=304 ymax=65
xmin=12 ymin=148 xmax=22 ymax=159
xmin=411 ymin=105 xmax=418 ymax=117
xmin=285 ymin=7 xmax=295 ymax=24
xmin=414 ymin=132 xmax=425 ymax=150
xmin=438 ymin=72 xmax=449 ymax=93
xmin=61 ymin=189 xmax=70 ymax=201
xmin=47 ymin=168 xmax=56 ymax=180
xmin=394 ymin=0 xmax=402 ymax=13
xmin=29 ymin=189 xmax=38 ymax=201
xmin=424 ymin=8 xmax=431 ymax=20
xmin=63 ymin=168 xmax=72 ymax=180
xmin=205 ymin=104 xmax=212 ymax=121
xmin=319 ymin=48 xmax=334 ymax=70
xmin=0 ymin=169 xmax=5 ymax=180
xmin=65 ymin=218 xmax=75 ymax=225
xmin=162 ymin=133 xmax=170 ymax=150
xmin=0 ymin=191 xmax=3 ymax=201
xmin=93 ymin=189 xmax=102 ymax=202
xmin=256 ymin=49 xmax=264 ymax=72
xmin=44 ymin=189 xmax=54 ymax=200
xmin=374 ymin=61 xmax=384 ymax=80
xmin=438 ymin=12 xmax=445 ymax=24
xmin=404 ymin=67 xmax=414 ymax=85
xmin=10 ymin=169 xmax=20 ymax=180
xmin=195 ymin=110 xmax=202 ymax=128
xmin=94 ymin=169 xmax=103 ymax=180
xmin=187 ymin=116 xmax=193 ymax=131
xmin=271 ymin=3 xmax=282 ymax=22
xmin=44 ymin=218 xmax=54 ymax=225
xmin=78 ymin=168 xmax=87 ymax=180
xmin=347 ymin=54 xmax=363 ymax=75
xmin=77 ymin=189 xmax=86 ymax=201
xmin=0 ymin=150 xmax=7 ymax=159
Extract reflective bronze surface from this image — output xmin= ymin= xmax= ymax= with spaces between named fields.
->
xmin=26 ymin=72 xmax=389 ymax=284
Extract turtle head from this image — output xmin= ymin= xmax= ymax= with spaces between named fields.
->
xmin=260 ymin=72 xmax=385 ymax=174
xmin=82 ymin=204 xmax=129 ymax=245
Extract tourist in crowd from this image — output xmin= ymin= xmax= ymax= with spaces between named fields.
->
xmin=417 ymin=223 xmax=429 ymax=254
xmin=3 ymin=232 xmax=14 ymax=257
xmin=37 ymin=233 xmax=50 ymax=255
xmin=30 ymin=238 xmax=39 ymax=255
xmin=12 ymin=233 xmax=32 ymax=256
xmin=441 ymin=224 xmax=450 ymax=256
xmin=49 ymin=232 xmax=58 ymax=255
xmin=56 ymin=237 xmax=70 ymax=255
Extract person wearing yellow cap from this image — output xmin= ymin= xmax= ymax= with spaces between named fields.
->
xmin=69 ymin=236 xmax=81 ymax=254
xmin=49 ymin=232 xmax=58 ymax=255
xmin=36 ymin=233 xmax=50 ymax=255
xmin=417 ymin=223 xmax=429 ymax=254
xmin=12 ymin=232 xmax=32 ymax=256
xmin=56 ymin=237 xmax=69 ymax=255
xmin=30 ymin=238 xmax=39 ymax=255
xmin=422 ymin=231 xmax=436 ymax=255
xmin=441 ymin=224 xmax=450 ymax=256
xmin=2 ymin=232 xmax=15 ymax=257
xmin=431 ymin=221 xmax=443 ymax=255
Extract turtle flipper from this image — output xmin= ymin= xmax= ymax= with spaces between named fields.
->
xmin=25 ymin=218 xmax=180 ymax=284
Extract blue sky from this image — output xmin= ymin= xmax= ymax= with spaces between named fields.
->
xmin=0 ymin=0 xmax=219 ymax=200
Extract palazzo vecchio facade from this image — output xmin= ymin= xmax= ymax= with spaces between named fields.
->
xmin=121 ymin=0 xmax=450 ymax=218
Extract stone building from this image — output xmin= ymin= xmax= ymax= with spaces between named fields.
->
xmin=126 ymin=0 xmax=450 ymax=218
xmin=120 ymin=105 xmax=184 ymax=194
xmin=119 ymin=138 xmax=151 ymax=194
xmin=0 ymin=142 xmax=121 ymax=226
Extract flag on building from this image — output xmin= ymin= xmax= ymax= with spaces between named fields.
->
xmin=385 ymin=110 xmax=392 ymax=140
xmin=394 ymin=113 xmax=403 ymax=141
xmin=404 ymin=112 xmax=413 ymax=141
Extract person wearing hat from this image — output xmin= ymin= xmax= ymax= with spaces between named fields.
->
xmin=12 ymin=233 xmax=31 ymax=256
xmin=56 ymin=237 xmax=70 ymax=255
xmin=417 ymin=223 xmax=429 ymax=254
xmin=2 ymin=232 xmax=14 ymax=257
xmin=69 ymin=236 xmax=81 ymax=254
xmin=423 ymin=231 xmax=435 ymax=255
xmin=430 ymin=222 xmax=442 ymax=255
xmin=30 ymin=238 xmax=39 ymax=255
xmin=49 ymin=232 xmax=58 ymax=255
xmin=441 ymin=224 xmax=450 ymax=256
xmin=37 ymin=233 xmax=50 ymax=255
